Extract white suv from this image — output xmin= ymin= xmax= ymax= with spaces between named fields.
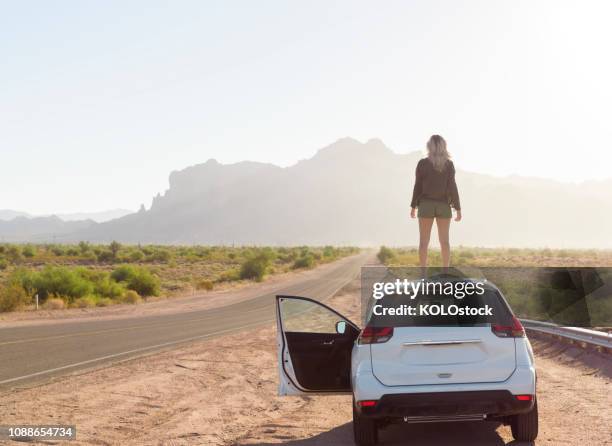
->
xmin=275 ymin=278 xmax=538 ymax=445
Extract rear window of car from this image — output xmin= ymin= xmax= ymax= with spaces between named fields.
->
xmin=366 ymin=288 xmax=514 ymax=327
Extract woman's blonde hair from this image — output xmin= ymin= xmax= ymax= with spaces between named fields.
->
xmin=426 ymin=134 xmax=450 ymax=172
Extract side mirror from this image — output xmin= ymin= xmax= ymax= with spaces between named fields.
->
xmin=335 ymin=320 xmax=347 ymax=334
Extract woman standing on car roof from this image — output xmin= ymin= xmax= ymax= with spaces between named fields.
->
xmin=410 ymin=134 xmax=461 ymax=272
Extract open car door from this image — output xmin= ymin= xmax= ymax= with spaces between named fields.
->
xmin=276 ymin=295 xmax=360 ymax=395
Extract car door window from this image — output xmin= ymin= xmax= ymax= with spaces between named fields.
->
xmin=280 ymin=297 xmax=346 ymax=333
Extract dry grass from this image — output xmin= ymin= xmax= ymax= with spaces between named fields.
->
xmin=42 ymin=297 xmax=65 ymax=310
xmin=381 ymin=246 xmax=612 ymax=267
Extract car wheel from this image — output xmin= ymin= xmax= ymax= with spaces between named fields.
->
xmin=353 ymin=400 xmax=378 ymax=446
xmin=511 ymin=397 xmax=539 ymax=442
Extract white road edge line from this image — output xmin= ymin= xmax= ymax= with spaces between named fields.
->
xmin=0 ymin=304 xmax=273 ymax=347
xmin=0 ymin=319 xmax=273 ymax=385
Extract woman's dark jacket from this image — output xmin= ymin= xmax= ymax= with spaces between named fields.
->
xmin=410 ymin=158 xmax=461 ymax=210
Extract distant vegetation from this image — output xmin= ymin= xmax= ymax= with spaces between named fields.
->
xmin=376 ymin=246 xmax=612 ymax=327
xmin=0 ymin=243 xmax=359 ymax=312
xmin=376 ymin=246 xmax=612 ymax=267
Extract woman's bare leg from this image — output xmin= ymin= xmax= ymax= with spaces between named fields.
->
xmin=418 ymin=217 xmax=435 ymax=275
xmin=436 ymin=217 xmax=451 ymax=271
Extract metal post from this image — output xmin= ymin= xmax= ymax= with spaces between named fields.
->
xmin=35 ymin=294 xmax=39 ymax=310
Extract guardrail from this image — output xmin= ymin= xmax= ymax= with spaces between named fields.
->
xmin=520 ymin=318 xmax=612 ymax=353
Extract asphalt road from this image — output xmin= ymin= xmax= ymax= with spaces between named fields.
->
xmin=0 ymin=253 xmax=369 ymax=388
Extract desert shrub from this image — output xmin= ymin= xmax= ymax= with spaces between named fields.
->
xmin=22 ymin=245 xmax=36 ymax=258
xmin=6 ymin=246 xmax=23 ymax=263
xmin=377 ymin=246 xmax=395 ymax=264
xmin=73 ymin=296 xmax=97 ymax=308
xmin=96 ymin=250 xmax=114 ymax=263
xmin=110 ymin=265 xmax=136 ymax=282
xmin=66 ymin=247 xmax=79 ymax=256
xmin=240 ymin=251 xmax=275 ymax=282
xmin=109 ymin=241 xmax=122 ymax=259
xmin=78 ymin=241 xmax=91 ymax=255
xmin=146 ymin=249 xmax=171 ymax=262
xmin=218 ymin=268 xmax=240 ymax=282
xmin=240 ymin=258 xmax=266 ymax=281
xmin=0 ymin=281 xmax=30 ymax=312
xmin=121 ymin=290 xmax=142 ymax=304
xmin=50 ymin=246 xmax=65 ymax=256
xmin=128 ymin=250 xmax=144 ymax=262
xmin=94 ymin=276 xmax=126 ymax=299
xmin=277 ymin=252 xmax=295 ymax=264
xmin=323 ymin=246 xmax=336 ymax=258
xmin=74 ymin=267 xmax=104 ymax=281
xmin=0 ymin=258 xmax=7 ymax=270
xmin=24 ymin=267 xmax=94 ymax=303
xmin=196 ymin=279 xmax=214 ymax=291
xmin=293 ymin=253 xmax=315 ymax=269
xmin=111 ymin=265 xmax=160 ymax=296
xmin=43 ymin=297 xmax=66 ymax=310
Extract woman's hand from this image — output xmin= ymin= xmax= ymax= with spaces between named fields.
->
xmin=410 ymin=207 xmax=417 ymax=219
xmin=455 ymin=209 xmax=462 ymax=222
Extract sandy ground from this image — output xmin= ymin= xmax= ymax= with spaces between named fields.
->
xmin=0 ymin=279 xmax=610 ymax=446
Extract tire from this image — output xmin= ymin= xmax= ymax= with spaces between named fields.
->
xmin=353 ymin=401 xmax=378 ymax=446
xmin=511 ymin=397 xmax=539 ymax=442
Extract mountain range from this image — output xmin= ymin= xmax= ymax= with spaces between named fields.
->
xmin=0 ymin=209 xmax=132 ymax=223
xmin=2 ymin=138 xmax=611 ymax=247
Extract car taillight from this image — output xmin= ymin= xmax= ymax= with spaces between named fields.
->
xmin=515 ymin=395 xmax=533 ymax=401
xmin=358 ymin=326 xmax=394 ymax=344
xmin=358 ymin=400 xmax=378 ymax=407
xmin=491 ymin=316 xmax=525 ymax=338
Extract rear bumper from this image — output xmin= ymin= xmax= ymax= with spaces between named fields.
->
xmin=351 ymin=360 xmax=536 ymax=420
xmin=356 ymin=390 xmax=534 ymax=419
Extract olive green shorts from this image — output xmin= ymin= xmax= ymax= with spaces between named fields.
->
xmin=417 ymin=199 xmax=452 ymax=219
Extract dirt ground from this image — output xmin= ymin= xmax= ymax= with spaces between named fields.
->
xmin=0 ymin=279 xmax=610 ymax=446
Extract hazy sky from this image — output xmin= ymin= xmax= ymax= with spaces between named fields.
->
xmin=2 ymin=0 xmax=611 ymax=214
